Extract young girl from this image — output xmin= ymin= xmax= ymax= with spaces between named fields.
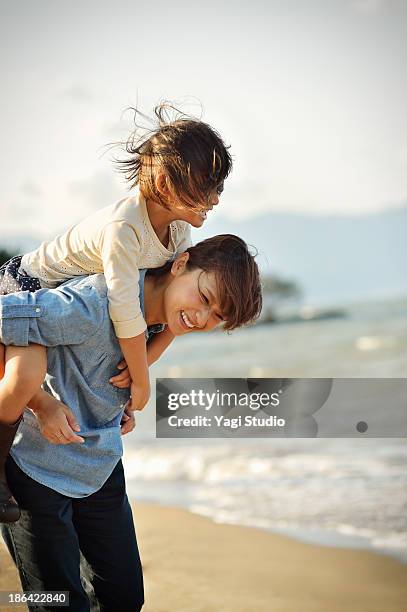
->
xmin=0 ymin=104 xmax=232 ymax=522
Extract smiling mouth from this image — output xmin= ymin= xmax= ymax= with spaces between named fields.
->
xmin=198 ymin=205 xmax=214 ymax=220
xmin=180 ymin=310 xmax=196 ymax=329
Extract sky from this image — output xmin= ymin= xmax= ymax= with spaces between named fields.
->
xmin=1 ymin=0 xmax=407 ymax=241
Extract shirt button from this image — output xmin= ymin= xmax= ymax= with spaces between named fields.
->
xmin=35 ymin=307 xmax=40 ymax=313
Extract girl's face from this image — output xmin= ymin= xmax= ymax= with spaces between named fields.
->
xmin=155 ymin=173 xmax=224 ymax=228
xmin=170 ymin=187 xmax=222 ymax=228
xmin=163 ymin=259 xmax=225 ymax=335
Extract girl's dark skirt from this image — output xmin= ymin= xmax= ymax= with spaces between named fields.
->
xmin=0 ymin=256 xmax=42 ymax=294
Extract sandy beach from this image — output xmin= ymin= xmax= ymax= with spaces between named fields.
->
xmin=1 ymin=502 xmax=406 ymax=612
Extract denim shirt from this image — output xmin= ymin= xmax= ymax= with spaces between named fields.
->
xmin=0 ymin=270 xmax=164 ymax=497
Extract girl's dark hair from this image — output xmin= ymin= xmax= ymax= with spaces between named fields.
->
xmin=113 ymin=104 xmax=233 ymax=211
xmin=149 ymin=234 xmax=263 ymax=331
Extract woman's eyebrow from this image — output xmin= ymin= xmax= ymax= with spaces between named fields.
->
xmin=206 ymin=286 xmax=224 ymax=319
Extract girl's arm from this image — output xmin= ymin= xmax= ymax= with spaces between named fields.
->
xmin=100 ymin=222 xmax=151 ymax=410
xmin=109 ymin=328 xmax=175 ymax=389
xmin=118 ymin=334 xmax=150 ymax=411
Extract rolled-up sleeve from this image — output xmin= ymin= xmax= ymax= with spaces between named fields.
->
xmin=0 ymin=281 xmax=104 ymax=347
xmin=100 ymin=221 xmax=147 ymax=338
xmin=0 ymin=300 xmax=43 ymax=346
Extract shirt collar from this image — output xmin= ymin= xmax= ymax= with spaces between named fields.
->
xmin=139 ymin=269 xmax=166 ymax=339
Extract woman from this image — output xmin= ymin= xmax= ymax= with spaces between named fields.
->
xmin=0 ymin=234 xmax=262 ymax=612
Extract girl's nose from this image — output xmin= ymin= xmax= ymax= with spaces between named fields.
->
xmin=213 ymin=193 xmax=219 ymax=206
xmin=209 ymin=192 xmax=219 ymax=207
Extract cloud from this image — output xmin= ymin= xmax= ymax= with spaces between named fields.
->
xmin=350 ymin=0 xmax=394 ymax=15
xmin=58 ymin=81 xmax=94 ymax=102
xmin=20 ymin=180 xmax=42 ymax=197
xmin=68 ymin=170 xmax=122 ymax=210
xmin=102 ymin=118 xmax=132 ymax=141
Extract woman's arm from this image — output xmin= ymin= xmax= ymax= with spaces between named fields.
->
xmin=28 ymin=390 xmax=85 ymax=445
xmin=0 ymin=283 xmax=102 ymax=347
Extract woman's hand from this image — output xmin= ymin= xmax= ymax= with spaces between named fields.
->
xmin=109 ymin=359 xmax=132 ymax=388
xmin=120 ymin=404 xmax=136 ymax=435
xmin=31 ymin=393 xmax=85 ymax=445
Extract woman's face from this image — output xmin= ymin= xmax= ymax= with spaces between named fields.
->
xmin=163 ymin=260 xmax=225 ymax=336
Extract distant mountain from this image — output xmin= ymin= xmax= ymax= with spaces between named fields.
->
xmin=193 ymin=206 xmax=407 ymax=305
xmin=3 ymin=206 xmax=406 ymax=306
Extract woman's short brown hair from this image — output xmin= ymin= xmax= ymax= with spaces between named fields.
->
xmin=149 ymin=234 xmax=263 ymax=331
xmin=185 ymin=234 xmax=262 ymax=331
xmin=114 ymin=104 xmax=233 ymax=212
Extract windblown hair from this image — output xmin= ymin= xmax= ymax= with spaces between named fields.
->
xmin=149 ymin=234 xmax=263 ymax=331
xmin=113 ymin=103 xmax=233 ymax=211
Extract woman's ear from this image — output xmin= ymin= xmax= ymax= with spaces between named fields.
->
xmin=171 ymin=252 xmax=190 ymax=277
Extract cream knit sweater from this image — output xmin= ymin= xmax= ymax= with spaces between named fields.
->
xmin=21 ymin=190 xmax=191 ymax=337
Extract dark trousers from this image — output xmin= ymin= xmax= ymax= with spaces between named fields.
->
xmin=1 ymin=457 xmax=144 ymax=612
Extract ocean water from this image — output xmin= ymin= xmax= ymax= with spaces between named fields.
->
xmin=124 ymin=296 xmax=407 ymax=561
xmin=147 ymin=295 xmax=407 ymax=379
xmin=124 ymin=438 xmax=407 ymax=562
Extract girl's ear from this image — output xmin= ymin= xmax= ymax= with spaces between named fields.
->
xmin=155 ymin=173 xmax=170 ymax=198
xmin=171 ymin=252 xmax=190 ymax=277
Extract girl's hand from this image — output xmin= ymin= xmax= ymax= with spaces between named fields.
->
xmin=32 ymin=395 xmax=85 ymax=445
xmin=120 ymin=404 xmax=136 ymax=436
xmin=109 ymin=359 xmax=132 ymax=388
xmin=128 ymin=379 xmax=150 ymax=411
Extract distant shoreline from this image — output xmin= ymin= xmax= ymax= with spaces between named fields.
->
xmin=125 ymin=491 xmax=407 ymax=566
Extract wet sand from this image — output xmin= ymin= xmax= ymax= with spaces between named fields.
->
xmin=1 ymin=503 xmax=406 ymax=612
